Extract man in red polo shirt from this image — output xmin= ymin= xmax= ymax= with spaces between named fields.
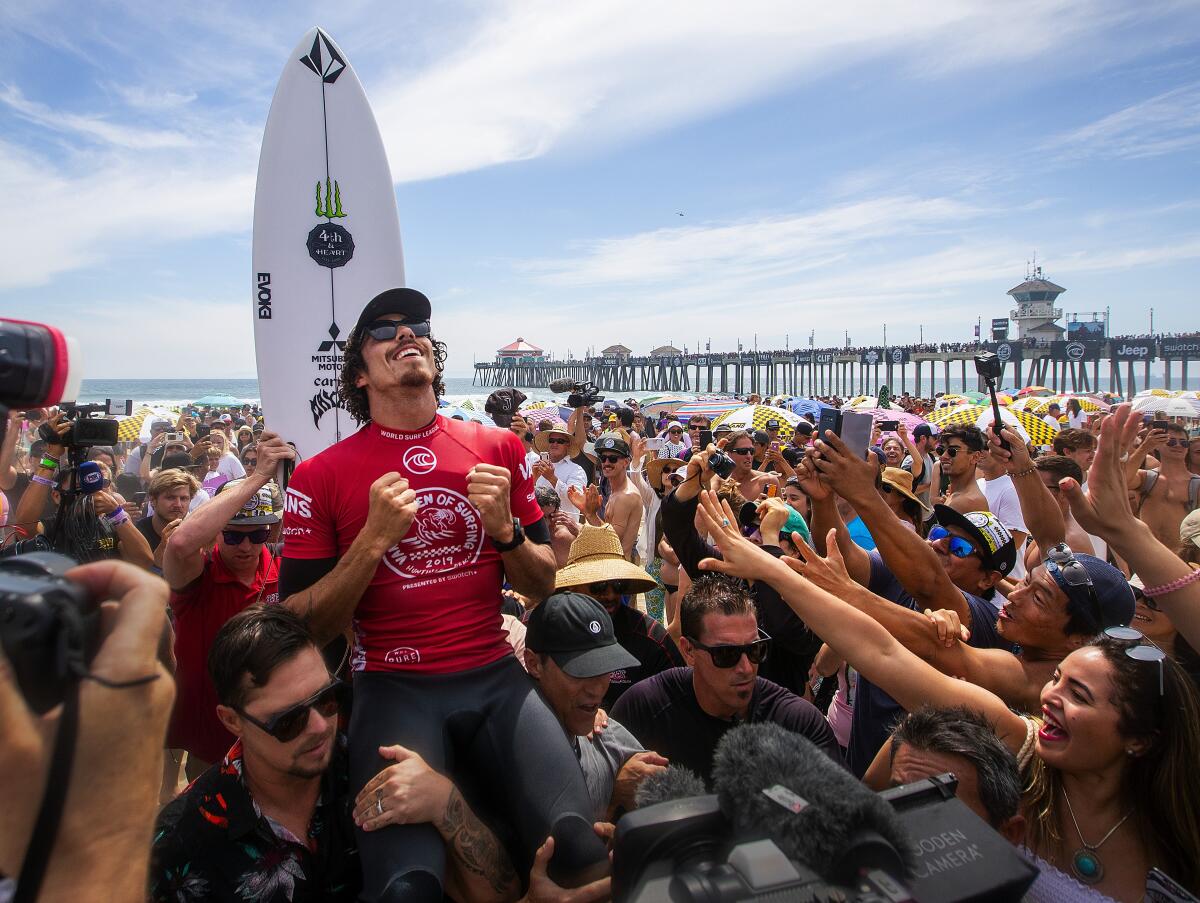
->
xmin=164 ymin=432 xmax=294 ymax=778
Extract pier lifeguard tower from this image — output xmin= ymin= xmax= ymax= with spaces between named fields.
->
xmin=1008 ymin=263 xmax=1066 ymax=342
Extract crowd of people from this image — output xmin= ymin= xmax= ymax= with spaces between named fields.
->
xmin=2 ymin=286 xmax=1200 ymax=902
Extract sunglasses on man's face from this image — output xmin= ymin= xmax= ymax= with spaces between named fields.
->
xmin=1164 ymin=438 xmax=1185 ymax=447
xmin=928 ymin=525 xmax=979 ymax=560
xmin=548 ymin=437 xmax=570 ymax=445
xmin=222 ymin=528 xmax=271 ymax=546
xmin=243 ymin=457 xmax=258 ymax=468
xmin=935 ymin=445 xmax=964 ymax=458
xmin=687 ymin=629 xmax=771 ymax=668
xmin=364 ymin=319 xmax=432 ymax=341
xmin=599 ymin=454 xmax=624 ymax=464
xmin=238 ymin=679 xmax=346 ymax=742
xmin=728 ymin=447 xmax=754 ymax=456
xmin=588 ymin=581 xmax=628 ymax=596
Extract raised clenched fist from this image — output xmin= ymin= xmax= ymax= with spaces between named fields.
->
xmin=364 ymin=472 xmax=419 ymax=547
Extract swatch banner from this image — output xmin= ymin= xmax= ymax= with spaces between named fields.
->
xmin=1161 ymin=340 xmax=1200 ymax=359
xmin=1109 ymin=341 xmax=1156 ymax=362
xmin=983 ymin=341 xmax=1023 ymax=363
xmin=887 ymin=348 xmax=910 ymax=365
xmin=1050 ymin=341 xmax=1103 ymax=362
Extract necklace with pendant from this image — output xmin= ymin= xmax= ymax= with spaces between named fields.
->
xmin=1062 ymin=785 xmax=1132 ymax=885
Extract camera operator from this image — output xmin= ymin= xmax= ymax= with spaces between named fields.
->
xmin=9 ymin=412 xmax=154 ymax=569
xmin=0 ymin=560 xmax=175 ymax=901
xmin=162 ymin=430 xmax=294 ymax=779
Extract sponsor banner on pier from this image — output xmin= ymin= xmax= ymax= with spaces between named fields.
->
xmin=1050 ymin=340 xmax=1103 ymax=362
xmin=792 ymin=351 xmax=812 ymax=364
xmin=1110 ymin=340 xmax=1156 ymax=362
xmin=1161 ymin=340 xmax=1200 ymax=359
xmin=887 ymin=348 xmax=910 ymax=365
xmin=860 ymin=348 xmax=885 ymax=365
xmin=983 ymin=341 xmax=1023 ymax=363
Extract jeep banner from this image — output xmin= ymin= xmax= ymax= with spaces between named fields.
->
xmin=1050 ymin=341 xmax=1102 ymax=362
xmin=983 ymin=341 xmax=1023 ymax=363
xmin=1110 ymin=340 xmax=1155 ymax=362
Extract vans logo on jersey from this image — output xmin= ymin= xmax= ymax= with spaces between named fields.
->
xmin=284 ymin=487 xmax=313 ymax=518
xmin=519 ymin=457 xmax=534 ymax=481
xmin=383 ymin=647 xmax=421 ymax=665
xmin=402 ymin=446 xmax=437 ymax=475
xmin=382 ymin=487 xmax=483 ymax=579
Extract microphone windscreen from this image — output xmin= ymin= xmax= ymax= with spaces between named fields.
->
xmin=77 ymin=461 xmax=105 ymax=495
xmin=635 ymin=765 xmax=707 ymax=809
xmin=0 ymin=319 xmax=81 ymax=409
xmin=548 ymin=377 xmax=578 ymax=395
xmin=712 ymin=723 xmax=912 ymax=882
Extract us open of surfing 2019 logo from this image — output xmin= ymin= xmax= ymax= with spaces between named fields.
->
xmin=383 ymin=488 xmax=483 ymax=579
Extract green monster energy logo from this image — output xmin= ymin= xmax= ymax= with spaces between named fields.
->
xmin=315 ymin=179 xmax=347 ymax=218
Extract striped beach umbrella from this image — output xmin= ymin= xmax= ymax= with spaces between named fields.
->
xmin=1016 ymin=386 xmax=1052 ymax=398
xmin=674 ymin=400 xmax=744 ymax=420
xmin=926 ymin=404 xmax=1059 ymax=446
xmin=1012 ymin=395 xmax=1108 ymax=416
xmin=116 ymin=407 xmax=158 ymax=442
xmin=857 ymin=408 xmax=929 ymax=432
xmin=711 ymin=405 xmax=802 ymax=439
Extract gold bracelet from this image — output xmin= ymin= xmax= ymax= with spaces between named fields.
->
xmin=1011 ymin=465 xmax=1038 ymax=478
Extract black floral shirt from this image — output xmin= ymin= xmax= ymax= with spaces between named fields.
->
xmin=149 ymin=737 xmax=359 ymax=902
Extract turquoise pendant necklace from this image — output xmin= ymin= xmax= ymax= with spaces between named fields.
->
xmin=1062 ymin=786 xmax=1132 ymax=886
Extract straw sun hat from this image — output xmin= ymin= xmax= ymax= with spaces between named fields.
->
xmin=646 ymin=456 xmax=685 ymax=492
xmin=554 ymin=524 xmax=659 ymax=593
xmin=880 ymin=467 xmax=931 ymax=512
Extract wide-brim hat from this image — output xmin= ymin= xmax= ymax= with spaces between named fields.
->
xmin=646 ymin=457 xmax=685 ymax=492
xmin=555 ymin=524 xmax=658 ymax=593
xmin=881 ymin=467 xmax=931 ymax=512
xmin=534 ymin=428 xmax=572 ymax=453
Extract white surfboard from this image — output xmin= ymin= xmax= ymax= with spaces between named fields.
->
xmin=252 ymin=27 xmax=404 ymax=461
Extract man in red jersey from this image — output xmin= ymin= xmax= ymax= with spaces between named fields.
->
xmin=279 ymin=288 xmax=607 ymax=901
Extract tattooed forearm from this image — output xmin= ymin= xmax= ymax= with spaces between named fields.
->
xmin=438 ymin=788 xmax=519 ymax=898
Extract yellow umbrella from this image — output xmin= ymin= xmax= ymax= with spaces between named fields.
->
xmin=711 ymin=404 xmax=802 ymax=440
xmin=116 ymin=407 xmax=157 ymax=442
xmin=926 ymin=404 xmax=1059 ymax=446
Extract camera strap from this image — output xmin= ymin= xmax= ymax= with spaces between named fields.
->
xmin=14 ymin=681 xmax=80 ymax=903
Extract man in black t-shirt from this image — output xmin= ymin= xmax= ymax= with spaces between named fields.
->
xmin=555 ymin=524 xmax=684 ymax=708
xmin=136 ymin=466 xmax=201 ymax=570
xmin=611 ymin=576 xmax=839 ymax=786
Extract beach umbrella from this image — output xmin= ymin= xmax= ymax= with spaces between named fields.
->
xmin=640 ymin=396 xmax=690 ymax=416
xmin=438 ymin=404 xmax=496 ymax=426
xmin=520 ymin=406 xmax=566 ymax=427
xmin=926 ymin=404 xmax=1059 ymax=446
xmin=935 ymin=394 xmax=971 ymax=409
xmin=1133 ymin=388 xmax=1175 ymax=399
xmin=1129 ymin=395 xmax=1200 ymax=417
xmin=191 ymin=393 xmax=247 ymax=407
xmin=1013 ymin=395 xmax=1109 ymax=416
xmin=711 ymin=405 xmax=803 ymax=439
xmin=1016 ymin=386 xmax=1052 ymax=398
xmin=784 ymin=396 xmax=833 ymax=418
xmin=844 ymin=396 xmax=904 ymax=411
xmin=674 ymin=400 xmax=744 ymax=420
xmin=116 ymin=406 xmax=158 ymax=442
xmin=996 ymin=392 xmax=1014 ymax=405
xmin=857 ymin=408 xmax=929 ymax=432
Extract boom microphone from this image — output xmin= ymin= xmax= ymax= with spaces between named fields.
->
xmin=548 ymin=377 xmax=579 ymax=394
xmin=635 ymin=766 xmax=707 ymax=809
xmin=712 ymin=723 xmax=912 ymax=885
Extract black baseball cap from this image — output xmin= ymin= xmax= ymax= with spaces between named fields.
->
xmin=913 ymin=424 xmax=933 ymax=441
xmin=933 ymin=505 xmax=1016 ymax=576
xmin=485 ymin=388 xmax=527 ymax=428
xmin=526 ymin=592 xmax=639 ymax=678
xmin=753 ymin=430 xmax=770 ymax=445
xmin=594 ymin=434 xmax=631 ymax=458
xmin=354 ymin=287 xmax=432 ymax=333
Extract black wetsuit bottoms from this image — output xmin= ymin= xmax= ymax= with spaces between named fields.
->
xmin=349 ymin=655 xmax=607 ymax=902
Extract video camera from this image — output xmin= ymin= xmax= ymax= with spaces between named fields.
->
xmin=38 ymin=399 xmax=132 ymax=449
xmin=548 ymin=377 xmax=605 ymax=409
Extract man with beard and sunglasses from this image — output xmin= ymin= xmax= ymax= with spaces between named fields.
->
xmin=278 ymin=288 xmax=608 ymax=900
xmin=610 ymin=575 xmax=840 ymax=787
xmin=151 ymin=606 xmax=527 ymax=903
xmin=162 ymin=431 xmax=295 ymax=779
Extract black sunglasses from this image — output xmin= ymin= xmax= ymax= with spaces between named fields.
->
xmin=238 ymin=679 xmax=346 ymax=742
xmin=599 ymin=454 xmax=625 ymax=464
xmin=222 ymin=527 xmax=271 ymax=545
xmin=1104 ymin=626 xmax=1166 ymax=695
xmin=687 ymin=629 xmax=771 ymax=668
xmin=548 ymin=437 xmax=570 ymax=445
xmin=728 ymin=447 xmax=754 ymax=456
xmin=242 ymin=457 xmax=258 ymax=467
xmin=935 ymin=445 xmax=963 ymax=458
xmin=364 ymin=319 xmax=432 ymax=341
xmin=588 ymin=581 xmax=628 ymax=596
xmin=1044 ymin=543 xmax=1102 ymax=628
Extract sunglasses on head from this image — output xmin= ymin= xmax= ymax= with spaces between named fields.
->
xmin=588 ymin=580 xmax=628 ymax=596
xmin=1104 ymin=626 xmax=1166 ymax=695
xmin=728 ymin=447 xmax=754 ymax=456
xmin=363 ymin=319 xmax=432 ymax=341
xmin=238 ymin=679 xmax=346 ymax=742
xmin=687 ymin=629 xmax=771 ymax=668
xmin=935 ymin=445 xmax=964 ymax=458
xmin=1044 ymin=543 xmax=1103 ymax=628
xmin=222 ymin=527 xmax=271 ymax=545
xmin=599 ymin=454 xmax=625 ymax=464
xmin=928 ymin=525 xmax=979 ymax=560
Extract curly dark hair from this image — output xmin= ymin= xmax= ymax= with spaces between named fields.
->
xmin=338 ymin=326 xmax=448 ymax=424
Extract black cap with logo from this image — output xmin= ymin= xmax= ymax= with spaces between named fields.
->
xmin=525 ymin=592 xmax=639 ymax=678
xmin=354 ymin=287 xmax=432 ymax=334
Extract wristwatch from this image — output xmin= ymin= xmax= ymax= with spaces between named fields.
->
xmin=491 ymin=518 xmax=525 ymax=552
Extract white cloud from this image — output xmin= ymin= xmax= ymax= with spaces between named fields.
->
xmin=0 ymin=84 xmax=193 ymax=149
xmin=1043 ymin=82 xmax=1200 ymax=160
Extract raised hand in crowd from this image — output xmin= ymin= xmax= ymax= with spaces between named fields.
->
xmin=251 ymin=429 xmax=295 ymax=480
xmin=0 ymin=561 xmax=174 ymax=902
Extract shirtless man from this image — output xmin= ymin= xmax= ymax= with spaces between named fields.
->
xmin=1127 ymin=423 xmax=1200 ymax=549
xmin=934 ymin=425 xmax=988 ymax=515
xmin=724 ymin=429 xmax=779 ymax=501
xmin=571 ymin=434 xmax=643 ymax=561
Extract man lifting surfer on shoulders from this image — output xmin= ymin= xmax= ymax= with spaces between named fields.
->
xmin=279 ymin=287 xmax=609 ymax=901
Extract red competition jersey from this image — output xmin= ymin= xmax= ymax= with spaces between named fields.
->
xmin=282 ymin=415 xmax=543 ymax=673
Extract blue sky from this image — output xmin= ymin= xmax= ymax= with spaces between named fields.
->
xmin=2 ymin=1 xmax=1198 ymax=378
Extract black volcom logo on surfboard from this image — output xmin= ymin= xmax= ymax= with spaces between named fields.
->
xmin=299 ymin=31 xmax=345 ymax=83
